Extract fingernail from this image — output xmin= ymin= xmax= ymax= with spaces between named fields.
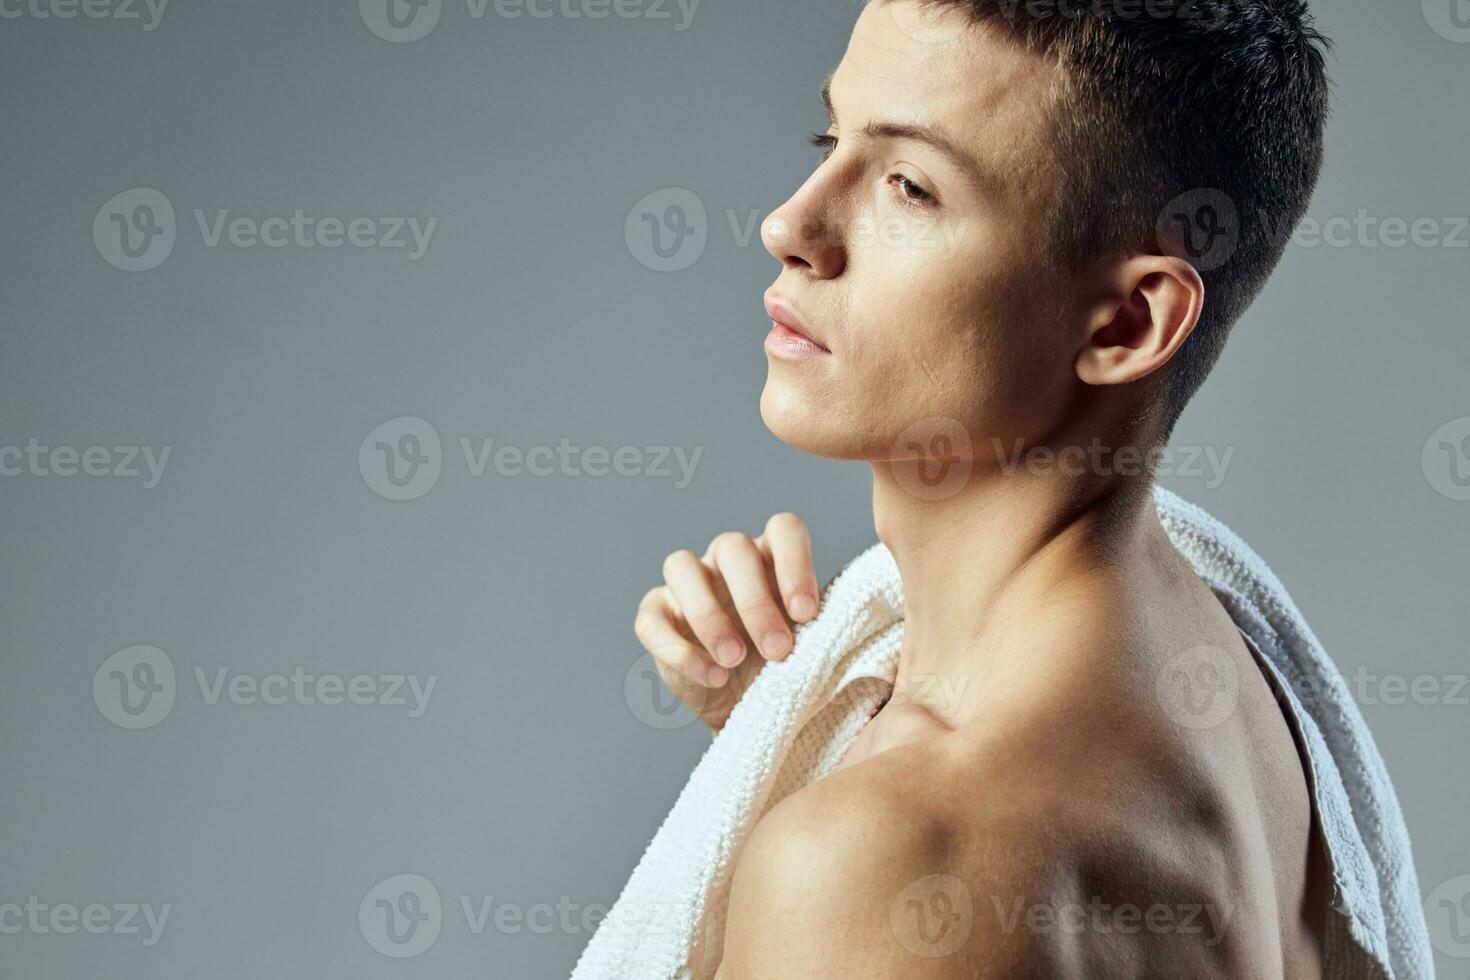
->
xmin=789 ymin=594 xmax=816 ymax=620
xmin=715 ymin=638 xmax=743 ymax=667
xmin=762 ymin=630 xmax=792 ymax=659
xmin=704 ymin=663 xmax=727 ymax=687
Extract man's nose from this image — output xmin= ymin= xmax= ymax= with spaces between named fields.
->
xmin=761 ymin=202 xmax=846 ymax=279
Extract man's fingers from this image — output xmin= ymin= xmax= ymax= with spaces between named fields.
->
xmin=634 ymin=586 xmax=728 ymax=688
xmin=761 ymin=512 xmax=819 ymax=622
xmin=661 ymin=550 xmax=748 ymax=670
xmin=709 ymin=532 xmax=793 ymax=662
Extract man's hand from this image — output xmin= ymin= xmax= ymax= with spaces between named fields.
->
xmin=634 ymin=513 xmax=821 ymax=733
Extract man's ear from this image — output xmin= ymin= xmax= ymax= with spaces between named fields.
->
xmin=1074 ymin=255 xmax=1204 ymax=386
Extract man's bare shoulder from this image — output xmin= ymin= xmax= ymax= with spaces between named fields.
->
xmin=718 ymin=725 xmax=1249 ymax=980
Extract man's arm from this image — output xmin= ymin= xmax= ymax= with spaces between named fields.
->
xmin=715 ymin=749 xmax=1246 ymax=980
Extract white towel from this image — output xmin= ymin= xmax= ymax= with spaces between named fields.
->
xmin=571 ymin=485 xmax=1434 ymax=979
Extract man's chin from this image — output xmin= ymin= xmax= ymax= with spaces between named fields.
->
xmin=759 ymin=381 xmax=855 ymax=460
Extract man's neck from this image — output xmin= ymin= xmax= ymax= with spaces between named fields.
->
xmin=870 ymin=449 xmax=1171 ymax=724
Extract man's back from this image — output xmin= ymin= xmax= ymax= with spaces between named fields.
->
xmin=715 ymin=545 xmax=1330 ymax=978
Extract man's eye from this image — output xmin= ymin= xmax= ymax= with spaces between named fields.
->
xmin=889 ymin=174 xmax=934 ymax=205
xmin=806 ymin=133 xmax=936 ymax=209
xmin=809 ymin=132 xmax=838 ymax=160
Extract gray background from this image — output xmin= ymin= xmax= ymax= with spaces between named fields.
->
xmin=1 ymin=0 xmax=1466 ymax=976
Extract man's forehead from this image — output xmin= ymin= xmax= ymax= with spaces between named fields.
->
xmin=824 ymin=2 xmax=1059 ymax=202
xmin=833 ymin=2 xmax=1056 ymax=139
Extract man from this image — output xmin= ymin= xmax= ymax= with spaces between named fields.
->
xmin=636 ymin=0 xmax=1344 ymax=974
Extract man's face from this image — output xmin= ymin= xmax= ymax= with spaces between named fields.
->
xmin=760 ymin=0 xmax=1083 ymax=464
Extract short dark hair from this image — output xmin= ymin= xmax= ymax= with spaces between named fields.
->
xmin=885 ymin=0 xmax=1332 ymax=441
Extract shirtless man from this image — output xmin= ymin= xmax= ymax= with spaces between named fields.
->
xmin=634 ymin=1 xmax=1333 ymax=975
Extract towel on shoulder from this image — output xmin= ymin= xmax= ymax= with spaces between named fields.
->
xmin=570 ymin=485 xmax=1434 ymax=980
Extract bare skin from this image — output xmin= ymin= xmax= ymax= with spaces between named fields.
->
xmin=633 ymin=1 xmax=1332 ymax=975
xmin=644 ymin=509 xmax=1330 ymax=978
xmin=705 ymin=509 xmax=1330 ymax=979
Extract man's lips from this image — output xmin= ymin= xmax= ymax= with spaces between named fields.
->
xmin=763 ymin=295 xmax=830 ymax=353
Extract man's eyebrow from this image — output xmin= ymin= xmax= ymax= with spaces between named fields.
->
xmin=820 ymin=73 xmax=838 ymax=124
xmin=819 ymin=74 xmax=994 ymax=196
